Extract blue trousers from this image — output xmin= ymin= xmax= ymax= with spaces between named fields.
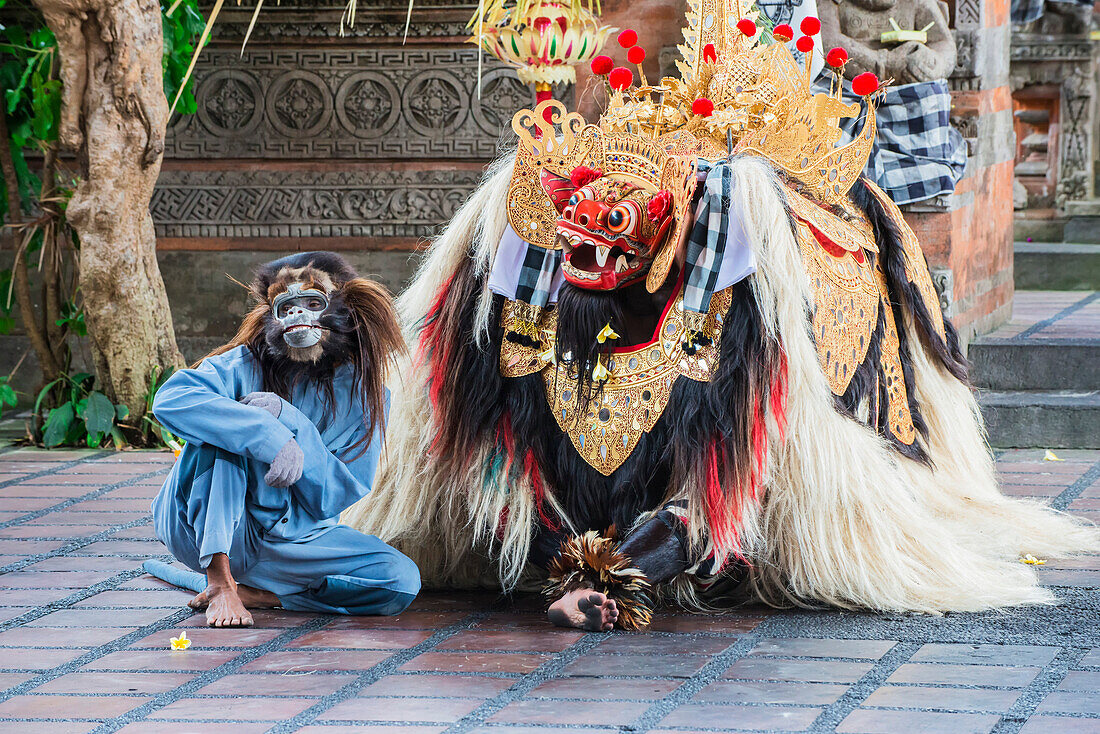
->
xmin=152 ymin=444 xmax=420 ymax=616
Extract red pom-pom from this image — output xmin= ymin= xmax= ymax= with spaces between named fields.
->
xmin=647 ymin=190 xmax=673 ymax=221
xmin=703 ymin=42 xmax=717 ymax=63
xmin=800 ymin=16 xmax=821 ymax=35
xmin=736 ymin=18 xmax=757 ymax=36
xmin=590 ymin=55 xmax=614 ymax=75
xmin=796 ymin=35 xmax=814 ymax=53
xmin=608 ymin=66 xmax=634 ymax=90
xmin=772 ymin=23 xmax=794 ymax=41
xmin=852 ymin=72 xmax=880 ymax=96
xmin=570 ymin=165 xmax=603 ymax=188
xmin=627 ymin=46 xmax=646 ymax=65
xmin=825 ymin=47 xmax=849 ymax=68
xmin=692 ymin=97 xmax=715 ymax=117
xmin=617 ymin=29 xmax=638 ymax=48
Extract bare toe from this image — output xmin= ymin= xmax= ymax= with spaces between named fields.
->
xmin=189 ymin=590 xmax=210 ymax=609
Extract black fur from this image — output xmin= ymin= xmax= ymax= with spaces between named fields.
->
xmin=553 ymin=283 xmax=627 ymax=403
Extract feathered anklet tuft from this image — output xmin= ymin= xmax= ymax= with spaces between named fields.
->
xmin=544 ymin=530 xmax=653 ymax=630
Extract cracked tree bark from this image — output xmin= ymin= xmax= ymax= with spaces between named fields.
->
xmin=31 ymin=0 xmax=184 ymax=425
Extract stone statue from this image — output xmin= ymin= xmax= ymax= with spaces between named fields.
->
xmin=819 ymin=0 xmax=957 ymax=84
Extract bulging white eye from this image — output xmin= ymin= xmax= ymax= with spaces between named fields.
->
xmin=607 ymin=201 xmax=641 ymax=236
xmin=567 ymin=186 xmax=596 ymax=207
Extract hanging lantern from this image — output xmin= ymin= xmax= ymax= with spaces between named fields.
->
xmin=470 ymin=1 xmax=615 ymax=107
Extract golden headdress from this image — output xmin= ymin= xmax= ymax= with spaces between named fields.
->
xmin=505 ymin=0 xmax=883 ymax=292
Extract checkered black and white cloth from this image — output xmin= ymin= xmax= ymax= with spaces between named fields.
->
xmin=1012 ymin=0 xmax=1092 ymax=25
xmin=682 ymin=161 xmax=757 ymax=315
xmin=826 ymin=78 xmax=967 ymax=206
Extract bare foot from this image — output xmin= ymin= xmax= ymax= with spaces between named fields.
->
xmin=192 ymin=553 xmax=258 ymax=627
xmin=548 ymin=588 xmax=619 ymax=631
xmin=189 ymin=584 xmax=279 ymax=611
xmin=203 ymin=583 xmax=253 ymax=628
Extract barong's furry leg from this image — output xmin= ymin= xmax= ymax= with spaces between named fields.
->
xmin=545 ymin=531 xmax=653 ymax=630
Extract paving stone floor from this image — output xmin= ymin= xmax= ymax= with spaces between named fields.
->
xmin=0 ymin=448 xmax=1097 ymax=733
xmin=984 ymin=290 xmax=1099 ymax=341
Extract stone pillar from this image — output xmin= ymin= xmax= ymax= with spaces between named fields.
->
xmin=903 ymin=0 xmax=1016 ymax=344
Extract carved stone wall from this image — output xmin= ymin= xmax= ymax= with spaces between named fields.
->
xmin=165 ymin=48 xmax=532 ymax=160
xmin=1009 ymin=35 xmax=1097 ymax=209
xmin=152 ymin=168 xmax=485 ymax=240
xmin=155 ymin=2 xmax=562 ymax=247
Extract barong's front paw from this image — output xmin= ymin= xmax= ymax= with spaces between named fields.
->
xmin=548 ymin=588 xmax=619 ymax=631
xmin=240 ymin=392 xmax=282 ymax=418
xmin=264 ymin=439 xmax=304 ymax=488
xmin=202 ymin=584 xmax=254 ymax=627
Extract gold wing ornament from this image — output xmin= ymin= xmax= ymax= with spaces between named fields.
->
xmin=507 ymin=101 xmax=596 ymax=249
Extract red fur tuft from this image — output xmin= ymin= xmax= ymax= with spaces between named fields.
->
xmin=525 ymin=448 xmax=560 ymax=532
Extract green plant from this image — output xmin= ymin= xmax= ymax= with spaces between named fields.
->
xmin=0 ymin=375 xmax=16 ymax=417
xmin=141 ymin=364 xmax=182 ymax=451
xmin=35 ymin=373 xmax=130 ymax=448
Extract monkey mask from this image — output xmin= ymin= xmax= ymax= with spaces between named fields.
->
xmin=272 ymin=283 xmax=330 ymax=353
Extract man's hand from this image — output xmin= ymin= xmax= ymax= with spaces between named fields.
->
xmin=240 ymin=392 xmax=282 ymax=419
xmin=265 ymin=438 xmax=304 ymax=488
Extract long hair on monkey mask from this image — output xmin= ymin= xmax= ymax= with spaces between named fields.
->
xmin=205 ymin=251 xmax=403 ymax=456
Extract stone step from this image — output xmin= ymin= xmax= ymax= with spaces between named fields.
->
xmin=970 ymin=338 xmax=1100 ymax=391
xmin=979 ymin=390 xmax=1100 ymax=449
xmin=1015 ymin=242 xmax=1100 ymax=290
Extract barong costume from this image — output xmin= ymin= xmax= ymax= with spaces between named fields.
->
xmin=344 ymin=0 xmax=1099 ymax=628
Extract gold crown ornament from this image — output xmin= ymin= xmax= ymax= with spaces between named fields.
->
xmin=587 ymin=0 xmax=885 ymax=208
xmin=504 ymin=0 xmax=885 ymax=292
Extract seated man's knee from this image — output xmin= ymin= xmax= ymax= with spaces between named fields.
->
xmin=384 ymin=550 xmax=421 ymax=598
xmin=371 ymin=550 xmax=420 ymax=615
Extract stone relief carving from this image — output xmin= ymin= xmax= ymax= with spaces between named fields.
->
xmin=152 ymin=169 xmax=485 ymax=239
xmin=819 ymin=0 xmax=957 ymax=84
xmin=165 ymin=47 xmax=546 ymax=159
xmin=1010 ymin=36 xmax=1096 ymax=208
xmin=929 ymin=266 xmax=953 ymax=317
xmin=203 ymin=0 xmax=479 ymax=40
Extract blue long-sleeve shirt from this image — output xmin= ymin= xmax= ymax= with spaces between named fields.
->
xmin=153 ymin=346 xmax=386 ymax=546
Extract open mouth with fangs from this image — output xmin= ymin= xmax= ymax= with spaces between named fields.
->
xmin=557 ymin=223 xmax=650 ymax=290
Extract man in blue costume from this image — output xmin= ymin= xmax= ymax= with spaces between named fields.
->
xmin=149 ymin=252 xmax=419 ymax=627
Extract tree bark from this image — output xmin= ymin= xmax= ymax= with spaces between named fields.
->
xmin=31 ymin=0 xmax=184 ymax=422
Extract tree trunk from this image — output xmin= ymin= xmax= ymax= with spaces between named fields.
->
xmin=31 ymin=0 xmax=184 ymax=423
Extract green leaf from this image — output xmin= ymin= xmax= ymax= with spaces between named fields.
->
xmin=110 ymin=426 xmax=127 ymax=450
xmin=84 ymin=391 xmax=115 ymax=435
xmin=86 ymin=431 xmax=102 ymax=448
xmin=42 ymin=402 xmax=74 ymax=447
xmin=34 ymin=377 xmax=63 ymax=414
xmin=0 ymin=382 xmax=16 ymax=407
xmin=115 ymin=403 xmax=130 ymax=420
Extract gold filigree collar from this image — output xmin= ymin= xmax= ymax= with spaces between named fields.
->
xmin=500 ymin=280 xmax=733 ymax=475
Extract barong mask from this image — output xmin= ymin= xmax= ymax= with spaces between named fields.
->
xmin=507 ymin=104 xmax=700 ymax=293
xmin=553 ymin=169 xmax=675 ymax=290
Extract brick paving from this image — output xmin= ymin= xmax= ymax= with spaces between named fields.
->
xmin=0 ymin=447 xmax=1095 ymax=733
xmin=985 ymin=291 xmax=1100 ymax=341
